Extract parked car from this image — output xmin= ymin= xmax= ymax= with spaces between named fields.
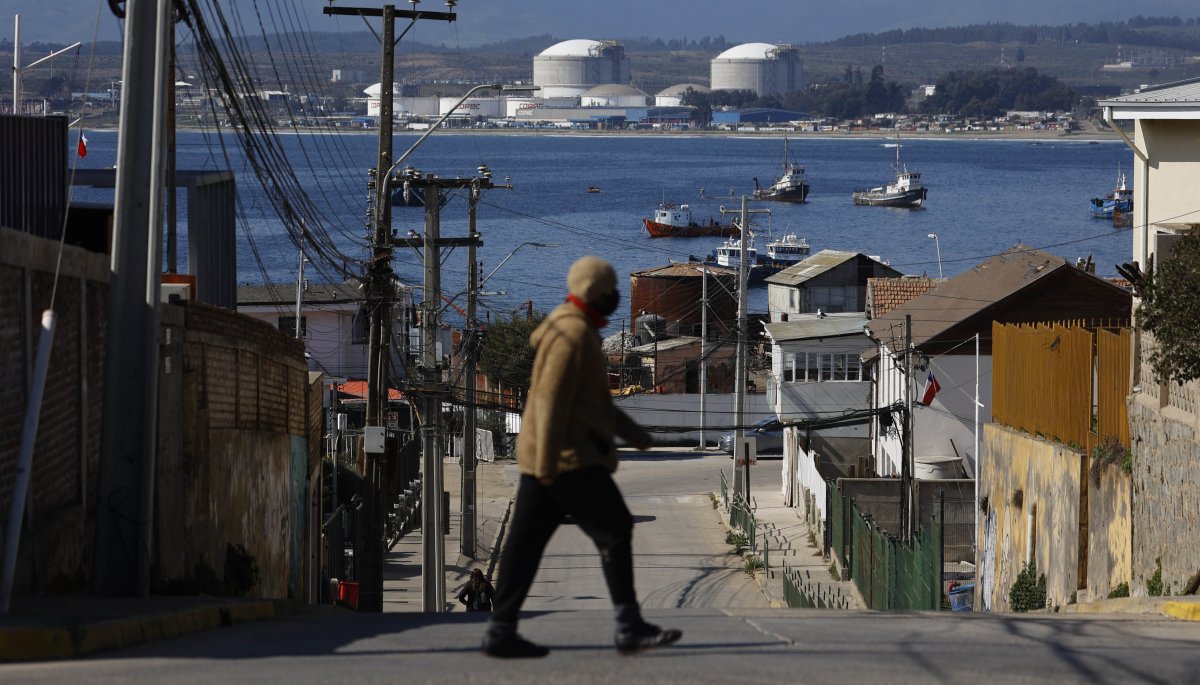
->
xmin=718 ymin=416 xmax=784 ymax=455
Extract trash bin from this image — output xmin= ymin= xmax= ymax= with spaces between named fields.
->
xmin=949 ymin=583 xmax=975 ymax=612
xmin=338 ymin=580 xmax=360 ymax=610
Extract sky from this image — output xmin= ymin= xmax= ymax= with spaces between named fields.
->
xmin=5 ymin=0 xmax=1199 ymax=47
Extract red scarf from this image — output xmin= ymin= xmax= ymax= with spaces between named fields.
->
xmin=566 ymin=293 xmax=607 ymax=329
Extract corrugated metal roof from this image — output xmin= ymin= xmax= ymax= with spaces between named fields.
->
xmin=1099 ymin=78 xmax=1200 ymax=106
xmin=764 ymin=314 xmax=868 ymax=342
xmin=765 ymin=250 xmax=860 ymax=286
xmin=238 ymin=281 xmax=364 ymax=306
xmin=628 ymin=335 xmax=701 ymax=354
xmin=632 ymin=263 xmax=737 ymax=278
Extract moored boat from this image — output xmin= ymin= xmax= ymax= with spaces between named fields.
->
xmin=754 ymin=137 xmax=810 ymax=203
xmin=705 ymin=232 xmax=811 ymax=284
xmin=1089 ymin=169 xmax=1133 ymax=220
xmin=642 ymin=202 xmax=738 ymax=238
xmin=852 ymin=137 xmax=927 ymax=208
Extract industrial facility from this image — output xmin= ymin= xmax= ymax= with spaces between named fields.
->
xmin=710 ymin=43 xmax=804 ymax=96
xmin=533 ymin=39 xmax=631 ymax=98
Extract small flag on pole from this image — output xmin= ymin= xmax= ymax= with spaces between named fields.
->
xmin=921 ymin=370 xmax=942 ymax=406
xmin=77 ymin=131 xmax=89 ymax=158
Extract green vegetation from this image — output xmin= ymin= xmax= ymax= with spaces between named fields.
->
xmin=1108 ymin=582 xmax=1131 ymax=598
xmin=726 ymin=530 xmax=749 ymax=555
xmin=1133 ymin=228 xmax=1200 ymax=384
xmin=1091 ymin=435 xmax=1133 ymax=483
xmin=1147 ymin=558 xmax=1166 ymax=597
xmin=921 ymin=68 xmax=1077 ymax=118
xmin=1009 ymin=561 xmax=1047 ymax=612
xmin=477 ymin=311 xmax=545 ymax=400
xmin=744 ymin=556 xmax=765 ymax=575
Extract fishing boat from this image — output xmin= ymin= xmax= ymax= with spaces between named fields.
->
xmin=705 ymin=233 xmax=811 ymax=283
xmin=642 ymin=202 xmax=738 ymax=238
xmin=1089 ymin=169 xmax=1133 ymax=220
xmin=587 ymin=186 xmax=601 ymax=193
xmin=852 ymin=137 xmax=927 ymax=208
xmin=753 ymin=137 xmax=810 ymax=203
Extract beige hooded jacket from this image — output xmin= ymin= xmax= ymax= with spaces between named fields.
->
xmin=515 ymin=257 xmax=650 ymax=480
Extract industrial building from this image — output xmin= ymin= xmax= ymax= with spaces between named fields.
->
xmin=710 ymin=43 xmax=803 ymax=96
xmin=580 ymin=84 xmax=650 ymax=108
xmin=533 ymin=39 xmax=630 ymax=98
xmin=711 ymin=108 xmax=809 ymax=127
xmin=656 ymin=83 xmax=709 ymax=107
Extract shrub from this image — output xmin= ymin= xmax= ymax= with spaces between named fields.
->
xmin=1108 ymin=582 xmax=1130 ymax=599
xmin=1147 ymin=558 xmax=1165 ymax=597
xmin=1009 ymin=561 xmax=1047 ymax=612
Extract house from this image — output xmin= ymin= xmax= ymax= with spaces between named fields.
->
xmin=237 ymin=280 xmax=414 ymax=382
xmin=1099 ymin=79 xmax=1200 ymax=595
xmin=764 ymin=311 xmax=873 ymax=466
xmin=765 ymin=250 xmax=901 ymax=323
xmin=865 ymin=276 xmax=943 ymax=319
xmin=624 ymin=335 xmax=735 ymax=395
xmin=865 ymin=245 xmax=1132 ymax=481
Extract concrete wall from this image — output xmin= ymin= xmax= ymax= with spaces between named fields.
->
xmin=977 ymin=424 xmax=1082 ymax=612
xmin=157 ymin=302 xmax=318 ymax=599
xmin=1128 ymin=392 xmax=1200 ymax=596
xmin=1088 ymin=464 xmax=1132 ymax=599
xmin=0 ymin=227 xmax=109 ymax=594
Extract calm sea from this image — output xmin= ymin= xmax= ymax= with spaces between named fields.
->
xmin=72 ymin=130 xmax=1135 ymax=322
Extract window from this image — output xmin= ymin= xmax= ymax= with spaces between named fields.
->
xmin=278 ymin=316 xmax=306 ymax=337
xmin=782 ymin=351 xmax=862 ymax=383
xmin=788 ymin=289 xmax=798 ymax=311
xmin=352 ymin=306 xmax=369 ymax=345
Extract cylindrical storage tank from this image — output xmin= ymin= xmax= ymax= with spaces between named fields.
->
xmin=438 ymin=96 xmax=504 ymax=118
xmin=710 ymin=43 xmax=803 ymax=96
xmin=580 ymin=84 xmax=649 ymax=108
xmin=533 ymin=39 xmax=630 ymax=99
xmin=504 ymin=96 xmax=577 ymax=118
xmin=656 ymin=83 xmax=709 ymax=107
xmin=629 ymin=264 xmax=737 ymax=339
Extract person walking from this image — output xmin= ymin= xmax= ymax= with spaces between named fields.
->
xmin=458 ymin=569 xmax=495 ymax=612
xmin=481 ymin=256 xmax=682 ymax=659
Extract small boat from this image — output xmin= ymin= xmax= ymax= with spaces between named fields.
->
xmin=587 ymin=186 xmax=601 ymax=193
xmin=761 ymin=233 xmax=811 ymax=270
xmin=1089 ymin=169 xmax=1133 ymax=220
xmin=852 ymin=136 xmax=927 ymax=208
xmin=753 ymin=137 xmax=810 ymax=203
xmin=642 ymin=202 xmax=738 ymax=239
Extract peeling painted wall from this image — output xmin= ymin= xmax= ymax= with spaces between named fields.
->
xmin=1088 ymin=465 xmax=1132 ymax=598
xmin=977 ymin=424 xmax=1081 ymax=611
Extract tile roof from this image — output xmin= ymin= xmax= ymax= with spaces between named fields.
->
xmin=867 ymin=276 xmax=944 ymax=318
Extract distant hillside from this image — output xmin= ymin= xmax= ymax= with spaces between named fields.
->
xmin=830 ymin=16 xmax=1200 ymax=51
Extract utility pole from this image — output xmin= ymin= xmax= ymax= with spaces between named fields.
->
xmin=902 ymin=314 xmax=914 ymax=543
xmin=294 ymin=241 xmax=305 ymax=339
xmin=94 ymin=0 xmax=169 ymax=596
xmin=323 ymin=0 xmax=456 ymax=615
xmin=698 ymin=264 xmax=708 ymax=450
xmin=461 ymin=179 xmax=480 ymax=558
xmin=420 ymin=181 xmax=444 ymax=612
xmin=720 ymin=197 xmax=769 ymax=502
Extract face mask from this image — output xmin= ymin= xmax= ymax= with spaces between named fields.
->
xmin=593 ymin=290 xmax=620 ymax=317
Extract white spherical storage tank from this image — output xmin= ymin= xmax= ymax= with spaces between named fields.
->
xmin=710 ymin=43 xmax=803 ymax=96
xmin=533 ymin=39 xmax=630 ymax=99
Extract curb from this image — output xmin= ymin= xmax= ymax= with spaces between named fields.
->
xmin=1163 ymin=601 xmax=1200 ymax=622
xmin=0 ymin=599 xmax=301 ymax=663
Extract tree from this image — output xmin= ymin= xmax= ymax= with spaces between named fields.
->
xmin=478 ymin=311 xmax=546 ymax=400
xmin=1136 ymin=229 xmax=1200 ymax=383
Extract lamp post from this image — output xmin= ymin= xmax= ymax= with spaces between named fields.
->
xmin=481 ymin=241 xmax=558 ymax=288
xmin=927 ymin=232 xmax=943 ymax=279
xmin=11 ymin=15 xmax=81 ymax=116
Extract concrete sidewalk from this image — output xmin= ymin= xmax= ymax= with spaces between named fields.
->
xmin=0 ymin=458 xmax=518 ymax=662
xmin=727 ymin=459 xmax=865 ymax=610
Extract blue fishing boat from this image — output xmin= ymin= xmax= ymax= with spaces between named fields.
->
xmin=1089 ymin=169 xmax=1132 ymax=220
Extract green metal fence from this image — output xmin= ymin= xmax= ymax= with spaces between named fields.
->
xmin=782 ymin=566 xmax=817 ymax=608
xmin=831 ymin=483 xmax=944 ymax=611
xmin=719 ymin=469 xmax=729 ymax=510
xmin=729 ymin=496 xmax=756 ymax=550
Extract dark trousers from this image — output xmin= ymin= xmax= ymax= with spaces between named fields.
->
xmin=491 ymin=466 xmax=636 ymax=626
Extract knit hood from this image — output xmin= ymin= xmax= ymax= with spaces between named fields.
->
xmin=566 ymin=256 xmax=617 ymax=305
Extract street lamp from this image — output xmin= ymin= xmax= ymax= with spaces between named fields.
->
xmin=381 ymin=83 xmax=540 ymax=193
xmin=12 ymin=15 xmax=82 ymax=115
xmin=927 ymin=232 xmax=943 ymax=279
xmin=481 ymin=241 xmax=559 ymax=287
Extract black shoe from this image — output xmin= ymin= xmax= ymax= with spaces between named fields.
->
xmin=482 ymin=633 xmax=550 ymax=659
xmin=615 ymin=621 xmax=682 ymax=654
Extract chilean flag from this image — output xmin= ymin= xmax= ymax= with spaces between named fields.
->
xmin=921 ymin=370 xmax=942 ymax=406
xmin=77 ymin=131 xmax=88 ymax=158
